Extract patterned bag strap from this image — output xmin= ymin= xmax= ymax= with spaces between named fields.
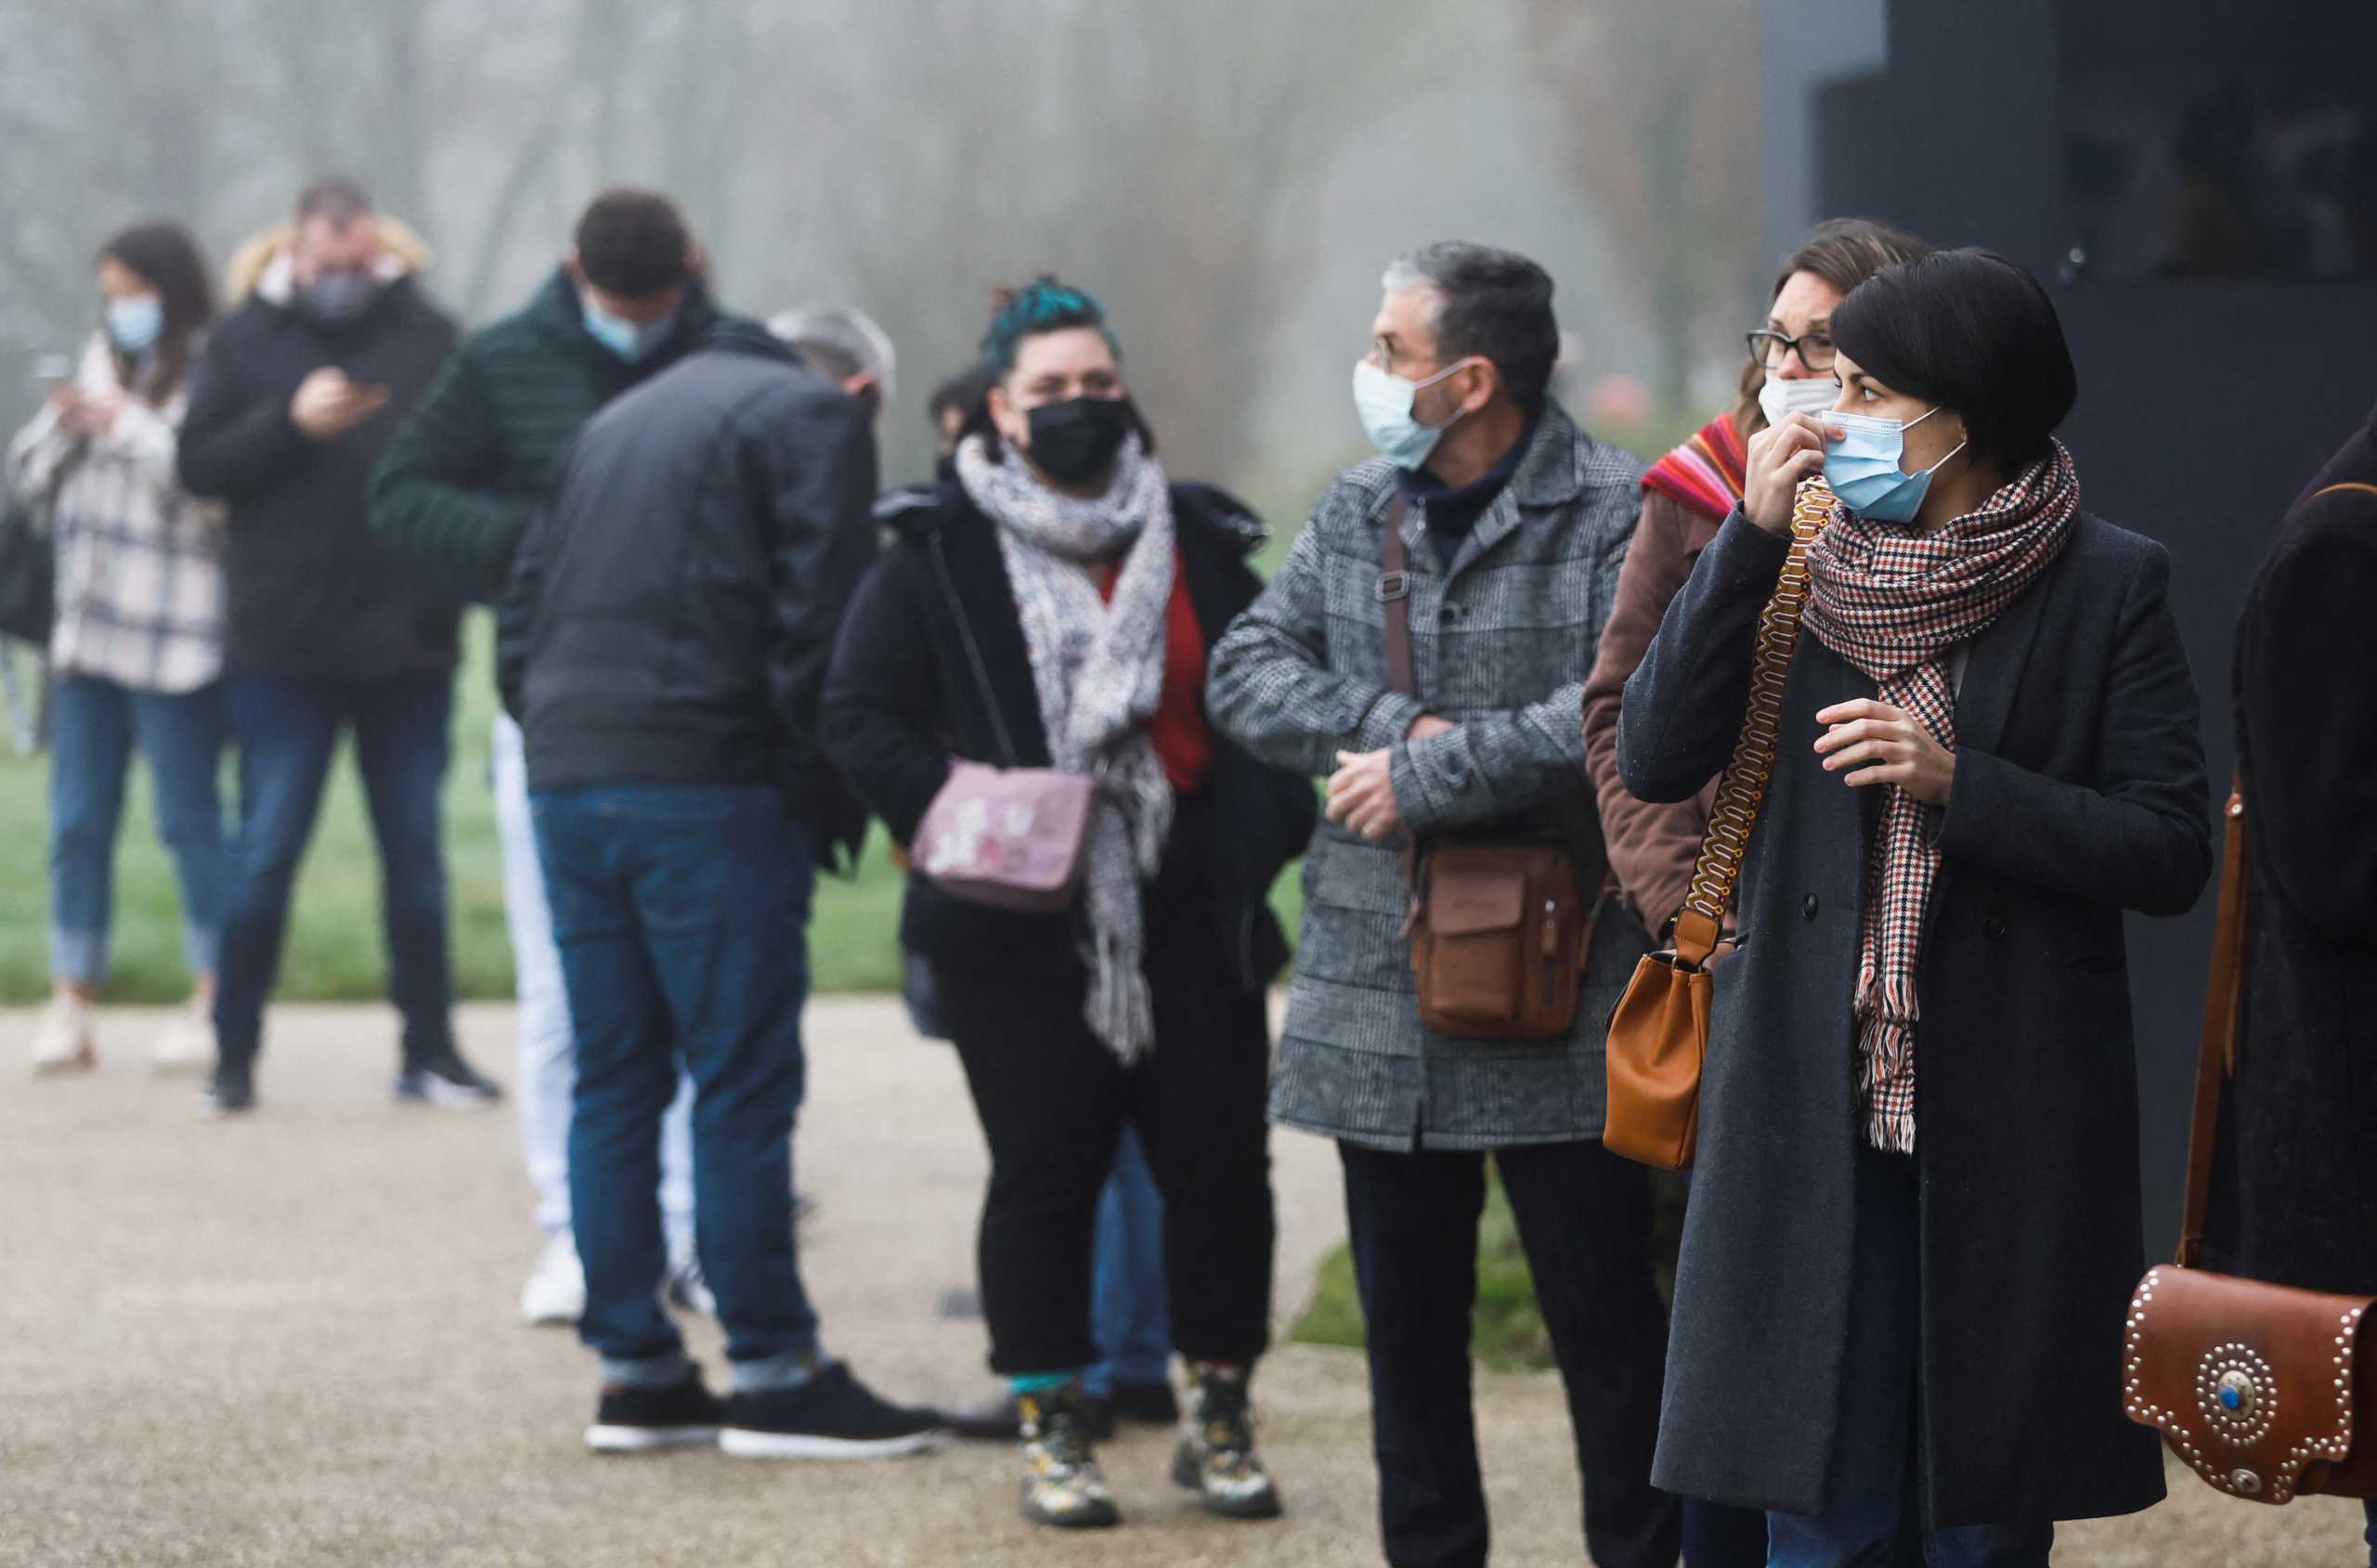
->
xmin=1669 ymin=486 xmax=1829 ymax=968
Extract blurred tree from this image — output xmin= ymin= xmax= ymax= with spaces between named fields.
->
xmin=1521 ymin=0 xmax=1762 ymax=420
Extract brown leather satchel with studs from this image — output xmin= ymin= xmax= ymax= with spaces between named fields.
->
xmin=2121 ymin=781 xmax=2377 ymax=1505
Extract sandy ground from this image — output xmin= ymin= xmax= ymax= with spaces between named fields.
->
xmin=0 ymin=999 xmax=2362 ymax=1567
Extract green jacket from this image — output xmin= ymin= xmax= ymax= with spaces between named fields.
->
xmin=365 ymin=266 xmax=743 ymax=602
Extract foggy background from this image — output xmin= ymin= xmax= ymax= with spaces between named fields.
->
xmin=0 ymin=0 xmax=1761 ymax=514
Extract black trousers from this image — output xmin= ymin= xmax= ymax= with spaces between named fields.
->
xmin=938 ymin=814 xmax=1274 ymax=1376
xmin=1341 ymin=1137 xmax=1760 ymax=1568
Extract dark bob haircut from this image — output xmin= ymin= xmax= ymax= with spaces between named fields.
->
xmin=575 ymin=188 xmax=692 ymax=299
xmin=1829 ymin=247 xmax=2078 ymax=473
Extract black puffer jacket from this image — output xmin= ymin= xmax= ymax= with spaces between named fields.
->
xmin=496 ymin=325 xmax=878 ymax=863
xmin=178 ymin=267 xmax=461 ymax=682
xmin=821 ymin=479 xmax=1319 ymax=990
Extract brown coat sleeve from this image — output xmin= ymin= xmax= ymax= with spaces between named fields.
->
xmin=1583 ymin=489 xmax=1725 ymax=930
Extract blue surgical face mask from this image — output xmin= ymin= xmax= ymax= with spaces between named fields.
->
xmin=105 ymin=293 xmax=164 ymax=355
xmin=1820 ymin=404 xmax=1968 ymax=523
xmin=582 ymin=297 xmax=677 ymax=363
xmin=1353 ymin=356 xmax=1469 ymax=470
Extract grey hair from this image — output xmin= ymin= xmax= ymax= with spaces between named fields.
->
xmin=768 ymin=304 xmax=897 ymax=405
xmin=1377 ymin=240 xmax=1560 ymax=414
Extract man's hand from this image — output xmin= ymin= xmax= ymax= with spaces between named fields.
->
xmin=1743 ymin=410 xmax=1838 ymax=535
xmin=1327 ymin=747 xmax=1402 ymax=841
xmin=1814 ymin=699 xmax=1955 ymax=806
xmin=290 ymin=368 xmax=389 ymax=441
xmin=1407 ymin=714 xmax=1455 ymax=742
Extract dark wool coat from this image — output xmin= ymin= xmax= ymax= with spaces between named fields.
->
xmin=1618 ymin=507 xmax=2213 ymax=1526
xmin=818 ymin=481 xmax=1318 ymax=992
xmin=367 ymin=267 xmax=746 ymax=602
xmin=2206 ymin=400 xmax=2377 ymax=1297
xmin=178 ymin=269 xmax=461 ymax=683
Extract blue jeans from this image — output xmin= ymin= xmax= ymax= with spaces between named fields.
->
xmin=532 ymin=784 xmax=821 ymax=1389
xmin=1085 ymin=1127 xmax=1170 ymax=1398
xmin=1767 ymin=1145 xmax=2054 ymax=1568
xmin=214 ymin=677 xmax=454 ymax=1071
xmin=47 ymin=675 xmax=227 ymax=983
xmin=491 ymin=717 xmax=695 ymax=1258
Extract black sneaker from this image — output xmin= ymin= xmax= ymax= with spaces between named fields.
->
xmin=941 ymin=1391 xmax=1024 ymax=1443
xmin=585 ymin=1370 xmax=723 ymax=1453
xmin=394 ymin=1046 xmax=502 ymax=1108
xmin=1171 ymin=1366 xmax=1282 ymax=1521
xmin=204 ymin=1066 xmax=255 ymax=1118
xmin=1111 ymin=1376 xmax=1179 ymax=1427
xmin=718 ymin=1362 xmax=943 ymax=1459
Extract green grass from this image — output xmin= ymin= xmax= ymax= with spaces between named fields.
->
xmin=1295 ymin=1169 xmax=1558 ymax=1370
xmin=0 ymin=616 xmax=1303 ymax=1006
xmin=1292 ymin=1167 xmax=1691 ymax=1370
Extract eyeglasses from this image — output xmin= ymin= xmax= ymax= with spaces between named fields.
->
xmin=1745 ymin=329 xmax=1836 ymax=372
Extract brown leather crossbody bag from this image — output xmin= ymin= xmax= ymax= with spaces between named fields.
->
xmin=1378 ymin=496 xmax=1591 ymax=1041
xmin=1602 ymin=484 xmax=1828 ymax=1169
xmin=2124 ymin=693 xmax=2377 ymax=1500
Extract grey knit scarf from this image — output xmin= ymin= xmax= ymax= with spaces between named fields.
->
xmin=955 ymin=432 xmax=1176 ymax=1061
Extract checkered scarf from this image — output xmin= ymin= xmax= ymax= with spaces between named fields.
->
xmin=1801 ymin=441 xmax=2080 ymax=1152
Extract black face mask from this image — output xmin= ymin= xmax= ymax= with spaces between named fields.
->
xmin=1022 ymin=395 xmax=1136 ymax=486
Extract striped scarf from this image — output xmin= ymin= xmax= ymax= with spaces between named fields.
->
xmin=1801 ymin=441 xmax=2081 ymax=1153
xmin=1640 ymin=411 xmax=1748 ymax=524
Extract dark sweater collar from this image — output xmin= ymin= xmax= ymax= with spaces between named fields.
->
xmin=1395 ymin=408 xmax=1543 ymax=535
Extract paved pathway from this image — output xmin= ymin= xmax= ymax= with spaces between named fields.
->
xmin=0 ymin=1001 xmax=2358 ymax=1565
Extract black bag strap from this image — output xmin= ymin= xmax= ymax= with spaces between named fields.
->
xmin=1378 ymin=493 xmax=1416 ymax=698
xmin=925 ymin=527 xmax=1020 ymax=771
xmin=2176 ymin=782 xmax=2248 ymax=1268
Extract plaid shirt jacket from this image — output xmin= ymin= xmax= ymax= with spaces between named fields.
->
xmin=8 ymin=336 xmax=224 ymax=693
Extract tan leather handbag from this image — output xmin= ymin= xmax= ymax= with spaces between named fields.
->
xmin=2122 ymin=776 xmax=2377 ymax=1505
xmin=1602 ymin=484 xmax=1828 ymax=1170
xmin=1379 ymin=497 xmax=1591 ymax=1042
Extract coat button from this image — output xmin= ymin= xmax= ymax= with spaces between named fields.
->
xmin=1438 ymin=604 xmax=1461 ymax=624
xmin=1983 ymin=915 xmax=2008 ymax=941
xmin=1803 ymin=894 xmax=1820 ymax=921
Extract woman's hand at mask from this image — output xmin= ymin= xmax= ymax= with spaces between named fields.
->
xmin=1743 ymin=410 xmax=1838 ymax=536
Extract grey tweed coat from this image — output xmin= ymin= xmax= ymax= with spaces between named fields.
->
xmin=1207 ymin=404 xmax=1647 ymax=1151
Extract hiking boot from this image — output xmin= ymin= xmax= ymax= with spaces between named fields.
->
xmin=718 ymin=1362 xmax=942 ymax=1459
xmin=1019 ymin=1386 xmax=1122 ymax=1530
xmin=394 ymin=1045 xmax=502 ymax=1108
xmin=1171 ymin=1365 xmax=1282 ymax=1521
xmin=30 ymin=995 xmax=96 ymax=1076
xmin=586 ymin=1369 xmax=722 ymax=1453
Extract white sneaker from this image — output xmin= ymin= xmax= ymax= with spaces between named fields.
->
xmin=150 ymin=1004 xmax=215 ymax=1076
xmin=521 ymin=1236 xmax=586 ymax=1328
xmin=30 ymin=996 xmax=96 ymax=1075
xmin=520 ymin=1235 xmax=584 ymax=1320
xmin=665 ymin=1251 xmax=718 ymax=1319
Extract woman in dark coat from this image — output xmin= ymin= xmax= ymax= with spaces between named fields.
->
xmin=2207 ymin=397 xmax=2377 ymax=1564
xmin=1619 ymin=249 xmax=2213 ymax=1564
xmin=820 ymin=280 xmax=1316 ymax=1532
